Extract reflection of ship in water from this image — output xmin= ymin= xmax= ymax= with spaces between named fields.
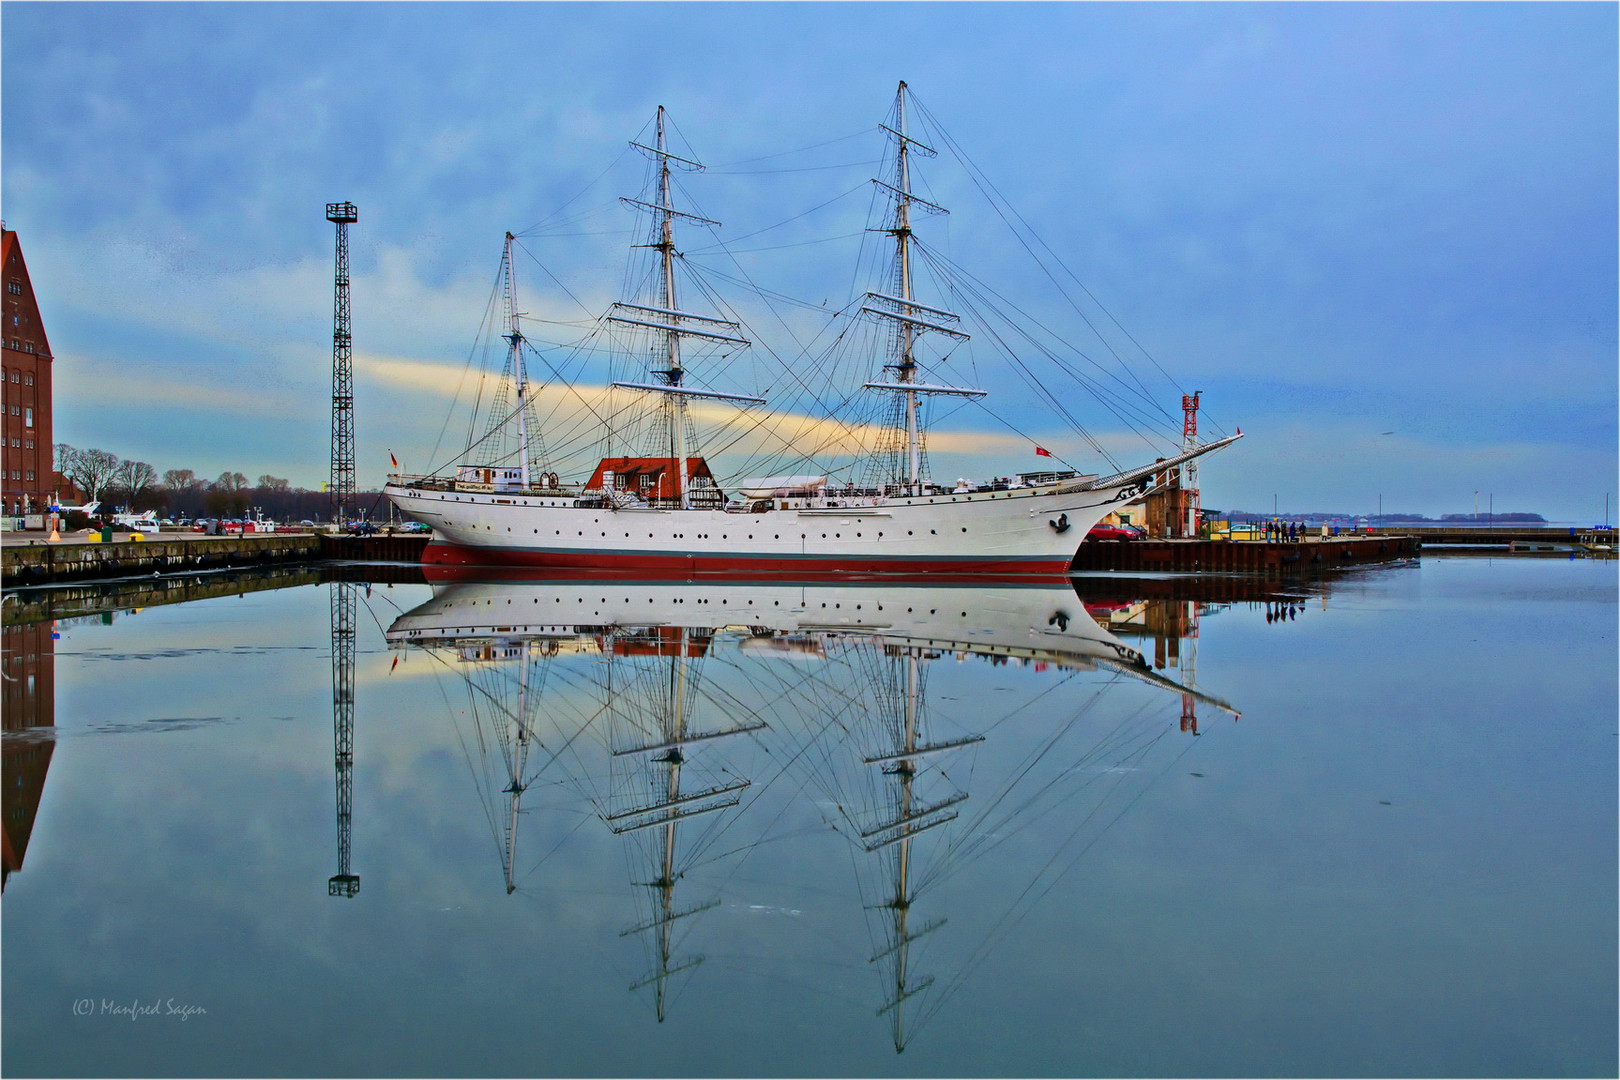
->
xmin=2 ymin=618 xmax=55 ymax=891
xmin=387 ymin=575 xmax=1242 ymax=1045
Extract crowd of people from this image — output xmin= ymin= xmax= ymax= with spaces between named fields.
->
xmin=1263 ymin=520 xmax=1310 ymax=543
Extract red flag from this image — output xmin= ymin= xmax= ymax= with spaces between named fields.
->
xmin=389 ymin=450 xmax=399 ymax=469
xmin=1035 ymin=446 xmax=1053 ymax=458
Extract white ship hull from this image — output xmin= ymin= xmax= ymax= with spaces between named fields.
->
xmin=384 ymin=475 xmax=1145 ymax=576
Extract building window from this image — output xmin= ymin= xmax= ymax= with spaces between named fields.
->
xmin=24 ymin=407 xmax=32 ymax=428
xmin=6 ymin=281 xmax=20 ymax=295
xmin=25 ymin=470 xmax=34 ymax=482
xmin=24 ymin=374 xmax=32 ymax=385
xmin=24 ymin=439 xmax=32 ymax=449
xmin=8 ymin=371 xmax=17 ymax=383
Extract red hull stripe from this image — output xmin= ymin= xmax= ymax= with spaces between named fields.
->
xmin=422 ymin=541 xmax=1072 ymax=578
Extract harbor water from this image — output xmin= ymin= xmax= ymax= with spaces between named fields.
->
xmin=2 ymin=555 xmax=1615 ymax=1077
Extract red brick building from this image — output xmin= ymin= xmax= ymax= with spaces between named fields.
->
xmin=1 ymin=228 xmax=54 ymax=515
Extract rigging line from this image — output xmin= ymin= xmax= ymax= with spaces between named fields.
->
xmin=910 ymin=99 xmax=1184 ymax=426
xmin=513 ymin=809 xmax=600 ymax=891
xmin=424 ymin=261 xmax=506 ymax=474
xmin=515 ymin=144 xmax=635 ymax=236
xmin=512 ymin=237 xmax=598 ymax=319
xmin=709 ymin=127 xmax=873 ymax=168
xmin=913 ymin=244 xmax=1176 ymax=432
xmin=925 ymin=255 xmax=1159 ymax=461
xmin=422 ymin=647 xmax=508 ymax=862
xmin=913 ymin=241 xmax=1179 ymax=438
xmin=686 ymin=181 xmax=870 ymax=249
xmin=671 ymin=264 xmax=877 ymax=463
xmin=916 ymin=700 xmax=1182 ymax=1030
xmin=683 ymin=263 xmax=837 ymax=312
xmin=716 ymin=160 xmax=883 ymax=175
xmin=690 ymin=232 xmax=866 ymax=256
xmin=930 ymin=687 xmax=1138 ymax=879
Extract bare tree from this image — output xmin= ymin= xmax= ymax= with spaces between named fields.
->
xmin=162 ymin=468 xmax=196 ymax=491
xmin=256 ymin=474 xmax=290 ymax=492
xmin=112 ymin=459 xmax=158 ymax=508
xmin=211 ymin=471 xmax=250 ymax=518
xmin=63 ymin=448 xmax=120 ymax=505
xmin=54 ymin=443 xmax=79 ymax=479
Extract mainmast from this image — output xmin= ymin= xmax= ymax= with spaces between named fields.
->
xmin=609 ymin=109 xmax=758 ymax=508
xmin=863 ymin=82 xmax=983 ymax=496
xmin=894 ymin=87 xmax=921 ymax=493
xmin=654 ymin=110 xmax=690 ymax=508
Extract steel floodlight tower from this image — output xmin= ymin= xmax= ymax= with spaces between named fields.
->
xmin=327 ymin=201 xmax=358 ymax=529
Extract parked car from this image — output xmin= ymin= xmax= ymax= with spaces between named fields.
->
xmin=1085 ymin=522 xmax=1142 ymax=542
xmin=399 ymin=521 xmax=432 ymax=534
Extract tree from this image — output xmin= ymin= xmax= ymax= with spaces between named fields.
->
xmin=111 ymin=459 xmax=158 ymax=509
xmin=210 ymin=471 xmax=250 ymax=518
xmin=256 ymin=474 xmax=290 ymax=492
xmin=162 ymin=468 xmax=196 ymax=491
xmin=61 ymin=447 xmax=120 ymax=506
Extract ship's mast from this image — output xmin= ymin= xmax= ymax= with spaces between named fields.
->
xmin=862 ymin=83 xmax=983 ymax=495
xmin=606 ymin=109 xmax=759 ymax=508
xmin=655 ymin=110 xmax=692 ymax=509
xmin=894 ymin=86 xmax=921 ymax=495
xmin=503 ymin=233 xmax=532 ymax=490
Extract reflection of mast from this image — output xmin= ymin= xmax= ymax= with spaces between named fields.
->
xmin=603 ymin=626 xmax=756 ymax=1022
xmin=500 ymin=638 xmax=535 ymax=894
xmin=863 ymin=647 xmax=981 ymax=1054
xmin=328 ymin=582 xmax=360 ymax=898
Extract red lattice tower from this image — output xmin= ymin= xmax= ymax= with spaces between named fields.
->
xmin=1181 ymin=392 xmax=1201 ymax=537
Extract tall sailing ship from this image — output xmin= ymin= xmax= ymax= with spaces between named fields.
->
xmin=384 ymin=84 xmax=1241 ymax=575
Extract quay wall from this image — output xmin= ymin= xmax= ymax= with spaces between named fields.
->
xmin=1 ymin=533 xmax=432 ymax=586
xmin=1069 ymin=535 xmax=1420 ymax=574
xmin=3 ymin=534 xmax=320 ymax=585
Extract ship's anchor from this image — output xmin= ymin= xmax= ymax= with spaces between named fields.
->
xmin=1049 ymin=513 xmax=1070 ymax=534
xmin=1048 ymin=611 xmax=1070 ymax=631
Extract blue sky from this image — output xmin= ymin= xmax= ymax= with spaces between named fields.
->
xmin=4 ymin=2 xmax=1615 ymax=519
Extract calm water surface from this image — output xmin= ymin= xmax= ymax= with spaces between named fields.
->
xmin=3 ymin=556 xmax=1615 ymax=1077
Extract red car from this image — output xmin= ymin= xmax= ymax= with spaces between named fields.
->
xmin=1085 ymin=522 xmax=1144 ymax=541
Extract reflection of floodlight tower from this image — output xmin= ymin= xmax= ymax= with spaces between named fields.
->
xmin=1181 ymin=392 xmax=1201 ymax=537
xmin=328 ymin=581 xmax=360 ymax=898
xmin=326 ymin=201 xmax=358 ymax=529
xmin=1179 ymin=600 xmax=1200 ymax=735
